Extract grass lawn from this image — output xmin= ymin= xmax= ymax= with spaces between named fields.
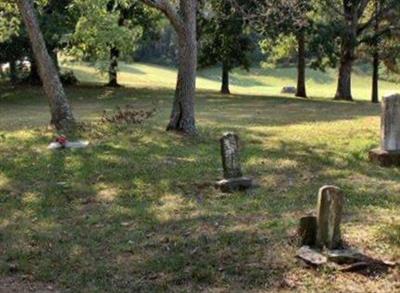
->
xmin=64 ymin=61 xmax=400 ymax=100
xmin=0 ymin=63 xmax=400 ymax=292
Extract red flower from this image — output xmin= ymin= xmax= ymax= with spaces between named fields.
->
xmin=55 ymin=136 xmax=68 ymax=146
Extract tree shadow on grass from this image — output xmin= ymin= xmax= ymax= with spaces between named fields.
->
xmin=199 ymin=92 xmax=380 ymax=128
xmin=0 ymin=92 xmax=398 ymax=290
xmin=0 ymin=84 xmax=381 ymax=132
xmin=197 ymin=68 xmax=268 ymax=88
xmin=0 ymin=132 xmax=294 ymax=291
xmin=252 ymin=66 xmax=336 ymax=85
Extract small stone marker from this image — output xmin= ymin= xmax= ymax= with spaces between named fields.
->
xmin=296 ymin=246 xmax=327 ymax=266
xmin=216 ymin=177 xmax=253 ymax=193
xmin=316 ymin=185 xmax=344 ymax=250
xmin=48 ymin=140 xmax=89 ymax=150
xmin=281 ymin=86 xmax=297 ymax=94
xmin=298 ymin=215 xmax=317 ymax=246
xmin=369 ymin=94 xmax=400 ymax=166
xmin=215 ymin=132 xmax=253 ymax=192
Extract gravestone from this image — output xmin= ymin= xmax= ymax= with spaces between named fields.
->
xmin=298 ymin=215 xmax=317 ymax=246
xmin=48 ymin=140 xmax=89 ymax=150
xmin=316 ymin=185 xmax=344 ymax=250
xmin=369 ymin=94 xmax=400 ymax=166
xmin=215 ymin=132 xmax=253 ymax=192
xmin=220 ymin=133 xmax=243 ymax=178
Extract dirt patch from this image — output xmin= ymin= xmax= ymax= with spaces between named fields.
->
xmin=0 ymin=276 xmax=59 ymax=293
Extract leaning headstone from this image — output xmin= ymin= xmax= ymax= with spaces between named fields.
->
xmin=215 ymin=132 xmax=253 ymax=193
xmin=316 ymin=186 xmax=344 ymax=250
xmin=369 ymin=94 xmax=400 ymax=166
xmin=298 ymin=215 xmax=317 ymax=246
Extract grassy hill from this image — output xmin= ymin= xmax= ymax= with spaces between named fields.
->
xmin=63 ymin=61 xmax=400 ymax=100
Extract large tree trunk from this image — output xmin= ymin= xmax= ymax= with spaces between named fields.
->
xmin=335 ymin=3 xmax=357 ymax=101
xmin=335 ymin=51 xmax=353 ymax=101
xmin=371 ymin=50 xmax=379 ymax=104
xmin=16 ymin=0 xmax=75 ymax=132
xmin=296 ymin=31 xmax=307 ymax=98
xmin=107 ymin=47 xmax=120 ymax=87
xmin=371 ymin=0 xmax=379 ymax=104
xmin=221 ymin=62 xmax=230 ymax=95
xmin=166 ymin=0 xmax=197 ymax=135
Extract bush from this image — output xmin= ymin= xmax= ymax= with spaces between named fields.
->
xmin=101 ymin=105 xmax=156 ymax=125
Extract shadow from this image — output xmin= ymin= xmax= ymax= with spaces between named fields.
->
xmin=0 ymin=130 xmax=293 ymax=291
xmin=198 ymin=91 xmax=380 ymax=128
xmin=0 ymin=84 xmax=382 ymax=132
xmin=1 ymin=84 xmax=399 ymax=291
xmin=331 ymin=251 xmax=394 ymax=277
xmin=251 ymin=66 xmax=336 ymax=85
xmin=198 ymin=68 xmax=268 ymax=88
xmin=62 ymin=61 xmax=146 ymax=76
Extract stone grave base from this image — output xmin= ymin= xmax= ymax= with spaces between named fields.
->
xmin=369 ymin=148 xmax=400 ymax=167
xmin=215 ymin=177 xmax=253 ymax=193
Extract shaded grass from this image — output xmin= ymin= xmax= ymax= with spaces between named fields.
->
xmin=0 ymin=72 xmax=400 ymax=291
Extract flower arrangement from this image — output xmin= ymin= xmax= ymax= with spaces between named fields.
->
xmin=55 ymin=135 xmax=68 ymax=148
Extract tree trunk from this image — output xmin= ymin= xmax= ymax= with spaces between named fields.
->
xmin=107 ymin=47 xmax=120 ymax=87
xmin=9 ymin=59 xmax=18 ymax=85
xmin=371 ymin=51 xmax=379 ymax=103
xmin=335 ymin=4 xmax=357 ymax=101
xmin=296 ymin=31 xmax=307 ymax=98
xmin=166 ymin=0 xmax=197 ymax=135
xmin=221 ymin=62 xmax=230 ymax=95
xmin=335 ymin=53 xmax=353 ymax=101
xmin=16 ymin=0 xmax=75 ymax=132
xmin=371 ymin=0 xmax=379 ymax=104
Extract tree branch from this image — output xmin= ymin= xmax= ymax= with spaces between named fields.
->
xmin=140 ymin=0 xmax=184 ymax=33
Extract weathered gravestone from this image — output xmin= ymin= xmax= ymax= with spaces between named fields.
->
xmin=215 ymin=133 xmax=253 ymax=192
xmin=221 ymin=132 xmax=242 ymax=178
xmin=369 ymin=94 xmax=400 ymax=166
xmin=316 ymin=185 xmax=344 ymax=250
xmin=298 ymin=215 xmax=317 ymax=246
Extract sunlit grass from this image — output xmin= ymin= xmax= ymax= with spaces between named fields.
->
xmin=61 ymin=60 xmax=400 ymax=100
xmin=0 ymin=64 xmax=400 ymax=291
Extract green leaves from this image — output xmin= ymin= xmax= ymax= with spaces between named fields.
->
xmin=198 ymin=0 xmax=253 ymax=71
xmin=67 ymin=0 xmax=143 ymax=72
xmin=0 ymin=2 xmax=21 ymax=42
